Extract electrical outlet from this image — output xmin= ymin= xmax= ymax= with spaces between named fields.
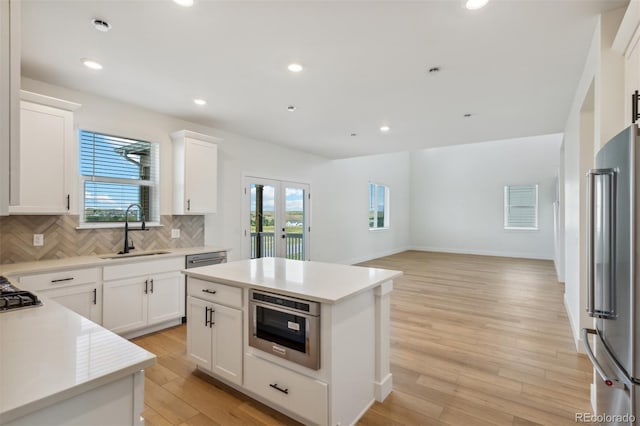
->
xmin=171 ymin=229 xmax=181 ymax=239
xmin=33 ymin=234 xmax=44 ymax=246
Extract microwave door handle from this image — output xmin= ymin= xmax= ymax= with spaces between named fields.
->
xmin=581 ymin=328 xmax=625 ymax=389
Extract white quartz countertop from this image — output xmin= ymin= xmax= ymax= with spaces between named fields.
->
xmin=0 ymin=299 xmax=156 ymax=423
xmin=183 ymin=258 xmax=402 ymax=304
xmin=0 ymin=246 xmax=228 ymax=276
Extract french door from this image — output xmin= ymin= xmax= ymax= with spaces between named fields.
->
xmin=243 ymin=177 xmax=310 ymax=260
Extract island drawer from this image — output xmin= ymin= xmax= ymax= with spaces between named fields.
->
xmin=18 ymin=267 xmax=99 ymax=291
xmin=244 ymin=353 xmax=327 ymax=425
xmin=188 ymin=277 xmax=242 ymax=308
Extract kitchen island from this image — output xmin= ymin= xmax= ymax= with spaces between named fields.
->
xmin=0 ymin=299 xmax=156 ymax=425
xmin=183 ymin=257 xmax=402 ymax=426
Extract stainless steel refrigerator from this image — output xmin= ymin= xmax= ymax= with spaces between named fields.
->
xmin=582 ymin=124 xmax=640 ymax=425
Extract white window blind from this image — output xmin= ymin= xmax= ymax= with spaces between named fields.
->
xmin=79 ymin=130 xmax=159 ymax=224
xmin=504 ymin=184 xmax=538 ymax=230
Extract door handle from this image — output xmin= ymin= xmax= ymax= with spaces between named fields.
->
xmin=581 ymin=328 xmax=625 ymax=389
xmin=92 ymin=288 xmax=97 ymax=305
xmin=187 ymin=199 xmax=191 ymax=211
xmin=150 ymin=278 xmax=154 ymax=294
xmin=586 ymin=168 xmax=617 ymax=319
xmin=209 ymin=308 xmax=215 ymax=327
xmin=205 ymin=306 xmax=210 ymax=326
xmin=144 ymin=279 xmax=148 ymax=294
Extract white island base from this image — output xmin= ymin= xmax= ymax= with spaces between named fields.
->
xmin=184 ymin=258 xmax=400 ymax=426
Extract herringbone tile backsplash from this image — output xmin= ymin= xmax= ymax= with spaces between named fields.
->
xmin=0 ymin=215 xmax=204 ymax=264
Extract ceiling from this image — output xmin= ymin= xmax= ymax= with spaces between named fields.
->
xmin=21 ymin=0 xmax=627 ymax=159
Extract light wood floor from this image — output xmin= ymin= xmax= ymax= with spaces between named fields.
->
xmin=133 ymin=251 xmax=592 ymax=426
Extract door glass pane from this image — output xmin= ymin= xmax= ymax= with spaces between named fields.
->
xmin=285 ymin=187 xmax=305 ymax=260
xmin=250 ymin=183 xmax=276 ymax=259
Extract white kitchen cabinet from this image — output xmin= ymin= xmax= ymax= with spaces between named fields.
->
xmin=186 ymin=292 xmax=243 ymax=386
xmin=9 ymin=91 xmax=80 ymax=214
xmin=39 ymin=283 xmax=102 ymax=324
xmin=171 ymin=130 xmax=221 ymax=215
xmin=103 ymin=271 xmax=182 ymax=335
xmin=16 ymin=266 xmax=102 ymax=324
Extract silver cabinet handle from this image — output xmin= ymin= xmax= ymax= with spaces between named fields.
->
xmin=581 ymin=328 xmax=625 ymax=389
xmin=586 ymin=168 xmax=617 ymax=319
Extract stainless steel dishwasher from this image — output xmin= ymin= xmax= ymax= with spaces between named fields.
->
xmin=183 ymin=251 xmax=227 ymax=322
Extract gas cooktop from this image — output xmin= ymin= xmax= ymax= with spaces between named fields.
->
xmin=0 ymin=276 xmax=42 ymax=312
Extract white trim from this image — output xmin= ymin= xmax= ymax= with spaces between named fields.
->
xmin=20 ymin=89 xmax=81 ymax=111
xmin=340 ymin=246 xmax=410 ymax=266
xmin=408 ymin=246 xmax=553 ymax=261
xmin=613 ymin=0 xmax=640 ymax=54
xmin=564 ymin=292 xmax=583 ymax=353
xmin=373 ymin=373 xmax=393 ymax=402
xmin=76 ymin=222 xmax=162 ymax=230
xmin=169 ymin=129 xmax=222 ymax=144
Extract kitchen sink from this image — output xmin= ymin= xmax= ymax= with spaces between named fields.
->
xmin=99 ymin=250 xmax=171 ymax=260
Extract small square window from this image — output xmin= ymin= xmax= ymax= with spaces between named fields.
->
xmin=504 ymin=184 xmax=538 ymax=230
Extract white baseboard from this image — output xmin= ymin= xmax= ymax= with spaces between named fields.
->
xmin=374 ymin=373 xmax=393 ymax=402
xmin=342 ymin=246 xmax=411 ymax=266
xmin=564 ymin=292 xmax=583 ymax=353
xmin=408 ymin=245 xmax=554 ymax=260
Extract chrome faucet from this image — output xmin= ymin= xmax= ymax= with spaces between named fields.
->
xmin=119 ymin=203 xmax=148 ymax=254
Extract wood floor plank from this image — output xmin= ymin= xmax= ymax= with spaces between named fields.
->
xmin=133 ymin=251 xmax=592 ymax=426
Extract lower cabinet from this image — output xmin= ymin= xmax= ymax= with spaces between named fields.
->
xmin=103 ymin=271 xmax=182 ymax=335
xmin=244 ymin=353 xmax=328 ymax=425
xmin=186 ymin=295 xmax=242 ymax=386
xmin=38 ymin=283 xmax=101 ymax=324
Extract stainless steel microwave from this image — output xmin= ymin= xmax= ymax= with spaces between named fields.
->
xmin=249 ymin=289 xmax=320 ymax=370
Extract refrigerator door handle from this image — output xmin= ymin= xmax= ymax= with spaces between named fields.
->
xmin=582 ymin=328 xmax=625 ymax=390
xmin=586 ymin=168 xmax=617 ymax=319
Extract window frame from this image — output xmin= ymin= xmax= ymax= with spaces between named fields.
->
xmin=503 ymin=184 xmax=539 ymax=231
xmin=369 ymin=182 xmax=390 ymax=231
xmin=77 ymin=130 xmax=160 ymax=229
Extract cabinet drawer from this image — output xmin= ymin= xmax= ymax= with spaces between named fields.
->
xmin=188 ymin=277 xmax=242 ymax=308
xmin=19 ymin=267 xmax=99 ymax=291
xmin=103 ymin=257 xmax=183 ymax=281
xmin=244 ymin=353 xmax=327 ymax=425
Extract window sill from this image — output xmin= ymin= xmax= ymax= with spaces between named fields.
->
xmin=369 ymin=227 xmax=390 ymax=232
xmin=76 ymin=222 xmax=163 ymax=230
xmin=504 ymin=227 xmax=539 ymax=231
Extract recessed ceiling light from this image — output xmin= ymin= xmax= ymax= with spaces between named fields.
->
xmin=288 ymin=63 xmax=303 ymax=73
xmin=82 ymin=58 xmax=103 ymax=70
xmin=287 ymin=105 xmax=296 ymax=111
xmin=380 ymin=125 xmax=391 ymax=133
xmin=173 ymin=0 xmax=194 ymax=6
xmin=193 ymin=98 xmax=207 ymax=106
xmin=465 ymin=0 xmax=489 ymax=10
xmin=91 ymin=18 xmax=111 ymax=32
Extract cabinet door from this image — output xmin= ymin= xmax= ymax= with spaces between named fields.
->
xmin=187 ymin=296 xmax=213 ymax=371
xmin=103 ymin=278 xmax=147 ymax=334
xmin=147 ymin=272 xmax=183 ymax=325
xmin=184 ymin=138 xmax=217 ymax=214
xmin=11 ymin=101 xmax=72 ymax=213
xmin=212 ymin=303 xmax=243 ymax=386
xmin=39 ymin=284 xmax=102 ymax=324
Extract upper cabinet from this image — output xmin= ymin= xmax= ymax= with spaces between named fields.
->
xmin=0 ymin=0 xmax=20 ymax=216
xmin=171 ymin=130 xmax=221 ymax=215
xmin=9 ymin=91 xmax=81 ymax=215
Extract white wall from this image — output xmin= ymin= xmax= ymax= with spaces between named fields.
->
xmin=21 ymin=77 xmax=411 ymax=264
xmin=409 ymin=134 xmax=561 ymax=260
xmin=562 ymin=7 xmax=625 ymax=351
